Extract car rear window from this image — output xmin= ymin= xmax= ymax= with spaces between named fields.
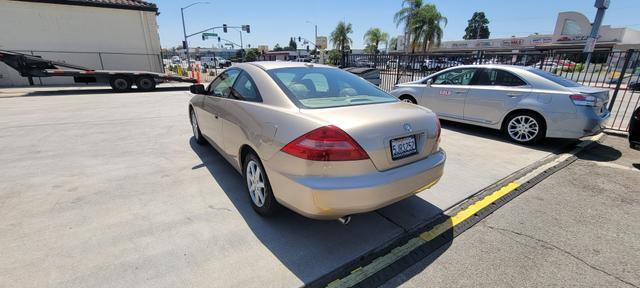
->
xmin=268 ymin=67 xmax=397 ymax=109
xmin=526 ymin=67 xmax=582 ymax=87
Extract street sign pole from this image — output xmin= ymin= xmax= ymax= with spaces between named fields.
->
xmin=584 ymin=0 xmax=609 ymax=65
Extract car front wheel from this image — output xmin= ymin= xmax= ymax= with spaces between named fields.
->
xmin=243 ymin=152 xmax=280 ymax=216
xmin=504 ymin=112 xmax=545 ymax=144
xmin=190 ymin=109 xmax=205 ymax=145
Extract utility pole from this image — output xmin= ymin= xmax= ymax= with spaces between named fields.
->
xmin=584 ymin=0 xmax=609 ymax=65
xmin=181 ymin=2 xmax=209 ymax=71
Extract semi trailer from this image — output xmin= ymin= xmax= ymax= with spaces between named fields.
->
xmin=0 ymin=50 xmax=196 ymax=92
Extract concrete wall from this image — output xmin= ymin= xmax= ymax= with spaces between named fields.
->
xmin=0 ymin=0 xmax=162 ymax=86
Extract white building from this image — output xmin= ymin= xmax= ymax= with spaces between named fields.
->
xmin=0 ymin=0 xmax=162 ymax=86
xmin=392 ymin=11 xmax=640 ymax=53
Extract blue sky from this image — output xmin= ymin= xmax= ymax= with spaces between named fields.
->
xmin=150 ymin=0 xmax=640 ymax=50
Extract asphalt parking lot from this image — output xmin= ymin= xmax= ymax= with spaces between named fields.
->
xmin=0 ymin=85 xmax=579 ymax=287
xmin=383 ymin=135 xmax=640 ymax=288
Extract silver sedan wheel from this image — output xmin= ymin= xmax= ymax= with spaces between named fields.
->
xmin=246 ymin=160 xmax=266 ymax=207
xmin=507 ymin=115 xmax=539 ymax=142
xmin=401 ymin=98 xmax=414 ymax=104
xmin=191 ymin=111 xmax=199 ymax=140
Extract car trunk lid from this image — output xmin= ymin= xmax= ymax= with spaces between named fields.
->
xmin=568 ymin=86 xmax=610 ymax=116
xmin=299 ymin=102 xmax=440 ymax=171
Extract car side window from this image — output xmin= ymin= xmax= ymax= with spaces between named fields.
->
xmin=208 ymin=69 xmax=240 ymax=97
xmin=433 ymin=68 xmax=476 ymax=85
xmin=231 ymin=72 xmax=262 ymax=102
xmin=473 ymin=69 xmax=527 ymax=86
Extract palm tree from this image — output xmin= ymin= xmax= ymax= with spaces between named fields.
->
xmin=363 ymin=28 xmax=389 ymax=54
xmin=411 ymin=4 xmax=447 ymax=52
xmin=394 ymin=0 xmax=423 ymax=53
xmin=330 ymin=21 xmax=353 ymax=52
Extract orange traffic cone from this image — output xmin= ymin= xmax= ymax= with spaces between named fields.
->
xmin=196 ymin=64 xmax=201 ymax=84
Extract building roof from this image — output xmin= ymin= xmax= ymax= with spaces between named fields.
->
xmin=14 ymin=0 xmax=158 ymax=12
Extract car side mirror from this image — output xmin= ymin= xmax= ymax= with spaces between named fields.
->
xmin=190 ymin=84 xmax=206 ymax=94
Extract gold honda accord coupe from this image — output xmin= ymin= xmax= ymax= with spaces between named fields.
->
xmin=188 ymin=62 xmax=445 ymax=220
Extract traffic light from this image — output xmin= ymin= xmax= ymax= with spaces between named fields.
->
xmin=223 ymin=24 xmax=227 ymax=33
xmin=245 ymin=25 xmax=250 ymax=33
xmin=306 ymin=45 xmax=309 ymax=52
xmin=182 ymin=40 xmax=187 ymax=49
xmin=217 ymin=36 xmax=221 ymax=42
xmin=202 ymin=34 xmax=206 ymax=41
xmin=298 ymin=36 xmax=301 ymax=42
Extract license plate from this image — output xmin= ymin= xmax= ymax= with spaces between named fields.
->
xmin=390 ymin=135 xmax=418 ymax=160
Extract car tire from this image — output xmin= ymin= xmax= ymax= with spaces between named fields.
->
xmin=399 ymin=95 xmax=417 ymax=104
xmin=190 ymin=109 xmax=206 ymax=145
xmin=503 ymin=112 xmax=546 ymax=145
xmin=135 ymin=76 xmax=156 ymax=92
xmin=243 ymin=152 xmax=280 ymax=216
xmin=109 ymin=75 xmax=132 ymax=92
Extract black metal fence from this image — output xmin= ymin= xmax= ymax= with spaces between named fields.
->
xmin=342 ymin=49 xmax=640 ymax=132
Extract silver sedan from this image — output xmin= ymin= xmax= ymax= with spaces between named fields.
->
xmin=390 ymin=65 xmax=610 ymax=144
xmin=188 ymin=62 xmax=445 ymax=220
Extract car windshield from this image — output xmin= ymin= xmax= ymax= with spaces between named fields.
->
xmin=268 ymin=67 xmax=397 ymax=109
xmin=525 ymin=67 xmax=582 ymax=87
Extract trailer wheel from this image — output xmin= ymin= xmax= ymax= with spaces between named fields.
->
xmin=136 ymin=76 xmax=156 ymax=92
xmin=110 ymin=76 xmax=132 ymax=92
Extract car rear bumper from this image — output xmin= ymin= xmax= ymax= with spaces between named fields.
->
xmin=630 ymin=113 xmax=640 ymax=150
xmin=546 ymin=108 xmax=610 ymax=139
xmin=265 ymin=149 xmax=446 ymax=219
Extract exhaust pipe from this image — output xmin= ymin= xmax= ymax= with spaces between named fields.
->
xmin=337 ymin=216 xmax=351 ymax=225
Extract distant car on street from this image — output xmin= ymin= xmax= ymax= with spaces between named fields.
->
xmin=171 ymin=56 xmax=181 ymax=64
xmin=390 ymin=65 xmax=610 ymax=144
xmin=630 ymin=106 xmax=640 ymax=150
xmin=201 ymin=56 xmax=230 ymax=68
xmin=187 ymin=62 xmax=445 ymax=221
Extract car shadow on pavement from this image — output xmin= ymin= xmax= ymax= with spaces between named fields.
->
xmin=576 ymin=142 xmax=623 ymax=162
xmin=21 ymin=86 xmax=189 ymax=97
xmin=440 ymin=119 xmax=579 ymax=154
xmin=189 ymin=137 xmax=451 ymax=285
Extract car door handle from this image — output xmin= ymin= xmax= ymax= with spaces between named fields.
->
xmin=454 ymin=90 xmax=466 ymax=94
xmin=506 ymin=93 xmax=522 ymax=97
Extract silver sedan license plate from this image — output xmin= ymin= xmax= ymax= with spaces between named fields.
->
xmin=390 ymin=135 xmax=417 ymax=160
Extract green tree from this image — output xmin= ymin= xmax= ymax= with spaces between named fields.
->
xmin=273 ymin=43 xmax=283 ymax=51
xmin=410 ymin=4 xmax=447 ymax=52
xmin=245 ymin=48 xmax=260 ymax=62
xmin=327 ymin=49 xmax=342 ymax=65
xmin=463 ymin=12 xmax=490 ymax=40
xmin=363 ymin=27 xmax=389 ymax=54
xmin=330 ymin=21 xmax=353 ymax=52
xmin=287 ymin=37 xmax=297 ymax=51
xmin=394 ymin=0 xmax=424 ymax=52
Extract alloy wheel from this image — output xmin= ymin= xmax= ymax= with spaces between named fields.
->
xmin=191 ymin=111 xmax=199 ymax=140
xmin=246 ymin=160 xmax=266 ymax=207
xmin=507 ymin=115 xmax=539 ymax=142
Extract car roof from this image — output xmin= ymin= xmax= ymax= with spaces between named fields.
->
xmin=442 ymin=64 xmax=532 ymax=72
xmin=245 ymin=61 xmax=335 ymax=71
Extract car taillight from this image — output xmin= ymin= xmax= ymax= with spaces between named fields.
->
xmin=569 ymin=94 xmax=596 ymax=107
xmin=281 ymin=125 xmax=370 ymax=161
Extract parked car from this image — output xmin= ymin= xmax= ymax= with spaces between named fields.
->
xmin=354 ymin=57 xmax=375 ymax=68
xmin=171 ymin=56 xmax=181 ymax=64
xmin=390 ymin=65 xmax=610 ymax=144
xmin=201 ymin=56 xmax=230 ymax=68
xmin=630 ymin=106 xmax=640 ymax=150
xmin=188 ymin=62 xmax=445 ymax=220
xmin=386 ymin=59 xmax=421 ymax=70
